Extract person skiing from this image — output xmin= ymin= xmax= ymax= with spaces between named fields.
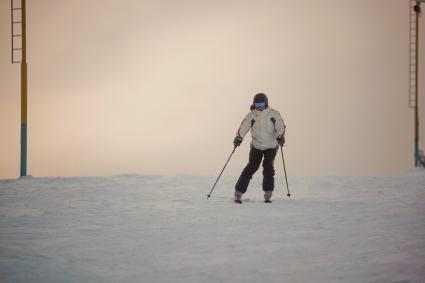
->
xmin=233 ymin=93 xmax=286 ymax=203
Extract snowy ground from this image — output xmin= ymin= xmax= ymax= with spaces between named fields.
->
xmin=0 ymin=171 xmax=425 ymax=283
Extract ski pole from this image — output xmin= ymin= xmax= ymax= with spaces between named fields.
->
xmin=280 ymin=145 xmax=291 ymax=198
xmin=207 ymin=146 xmax=237 ymax=199
xmin=269 ymin=117 xmax=291 ymax=198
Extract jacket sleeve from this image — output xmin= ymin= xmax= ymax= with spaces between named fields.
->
xmin=273 ymin=110 xmax=286 ymax=137
xmin=236 ymin=112 xmax=254 ymax=139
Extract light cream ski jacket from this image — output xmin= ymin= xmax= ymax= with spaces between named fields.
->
xmin=236 ymin=107 xmax=286 ymax=150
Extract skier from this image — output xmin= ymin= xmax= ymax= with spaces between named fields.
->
xmin=233 ymin=93 xmax=286 ymax=203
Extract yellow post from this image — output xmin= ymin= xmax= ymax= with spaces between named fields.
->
xmin=20 ymin=0 xmax=27 ymax=177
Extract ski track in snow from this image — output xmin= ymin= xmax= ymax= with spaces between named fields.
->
xmin=0 ymin=172 xmax=425 ymax=283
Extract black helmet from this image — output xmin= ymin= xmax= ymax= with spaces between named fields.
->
xmin=253 ymin=93 xmax=268 ymax=108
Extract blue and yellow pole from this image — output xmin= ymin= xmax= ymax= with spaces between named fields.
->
xmin=20 ymin=0 xmax=27 ymax=177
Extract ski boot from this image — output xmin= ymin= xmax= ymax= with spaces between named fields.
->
xmin=264 ymin=191 xmax=273 ymax=203
xmin=234 ymin=191 xmax=243 ymax=204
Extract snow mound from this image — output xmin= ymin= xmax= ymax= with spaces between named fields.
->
xmin=1 ymin=172 xmax=425 ymax=283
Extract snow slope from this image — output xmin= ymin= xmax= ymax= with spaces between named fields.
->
xmin=0 ymin=171 xmax=424 ymax=283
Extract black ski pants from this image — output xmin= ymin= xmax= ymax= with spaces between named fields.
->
xmin=235 ymin=145 xmax=278 ymax=194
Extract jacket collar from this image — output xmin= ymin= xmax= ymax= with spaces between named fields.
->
xmin=253 ymin=107 xmax=271 ymax=117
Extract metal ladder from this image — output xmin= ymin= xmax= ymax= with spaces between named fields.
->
xmin=11 ymin=0 xmax=22 ymax=64
xmin=409 ymin=0 xmax=419 ymax=108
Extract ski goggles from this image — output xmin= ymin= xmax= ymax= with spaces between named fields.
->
xmin=254 ymin=102 xmax=266 ymax=108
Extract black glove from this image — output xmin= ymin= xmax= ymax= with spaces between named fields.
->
xmin=277 ymin=135 xmax=285 ymax=146
xmin=233 ymin=136 xmax=243 ymax=147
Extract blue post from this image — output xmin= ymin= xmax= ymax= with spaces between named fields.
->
xmin=20 ymin=123 xmax=27 ymax=177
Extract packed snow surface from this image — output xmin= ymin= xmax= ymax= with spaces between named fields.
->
xmin=1 ymin=171 xmax=425 ymax=283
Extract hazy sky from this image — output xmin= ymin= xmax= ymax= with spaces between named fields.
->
xmin=1 ymin=0 xmax=425 ymax=179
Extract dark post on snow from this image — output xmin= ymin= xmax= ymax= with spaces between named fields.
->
xmin=409 ymin=0 xmax=424 ymax=167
